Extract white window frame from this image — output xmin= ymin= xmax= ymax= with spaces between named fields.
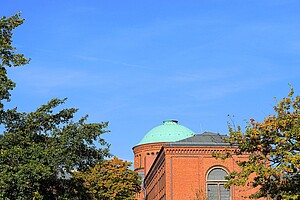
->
xmin=206 ymin=167 xmax=231 ymax=200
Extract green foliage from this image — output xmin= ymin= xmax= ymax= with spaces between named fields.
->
xmin=0 ymin=13 xmax=122 ymax=199
xmin=217 ymin=87 xmax=300 ymax=199
xmin=0 ymin=12 xmax=30 ymax=110
xmin=0 ymin=12 xmax=141 ymax=200
xmin=0 ymin=98 xmax=110 ymax=199
xmin=0 ymin=12 xmax=30 ymax=68
xmin=74 ymin=156 xmax=141 ymax=200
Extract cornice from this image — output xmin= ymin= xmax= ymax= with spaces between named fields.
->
xmin=164 ymin=146 xmax=236 ymax=155
xmin=133 ymin=142 xmax=165 ymax=153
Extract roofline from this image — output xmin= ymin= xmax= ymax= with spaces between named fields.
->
xmin=143 ymin=142 xmax=238 ymax=184
xmin=165 ymin=143 xmax=233 ymax=147
xmin=144 ymin=145 xmax=165 ymax=182
xmin=132 ymin=141 xmax=167 ymax=149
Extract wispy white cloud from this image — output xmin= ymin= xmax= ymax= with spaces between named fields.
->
xmin=168 ymin=68 xmax=236 ymax=83
xmin=76 ymin=56 xmax=156 ymax=70
xmin=9 ymin=66 xmax=110 ymax=95
xmin=184 ymin=72 xmax=285 ymax=101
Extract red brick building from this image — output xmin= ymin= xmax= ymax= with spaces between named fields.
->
xmin=133 ymin=120 xmax=256 ymax=200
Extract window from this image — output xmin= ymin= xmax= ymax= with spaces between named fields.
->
xmin=138 ymin=171 xmax=144 ymax=182
xmin=207 ymin=168 xmax=230 ymax=200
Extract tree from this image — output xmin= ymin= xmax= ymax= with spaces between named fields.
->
xmin=1 ymin=12 xmax=141 ymax=200
xmin=0 ymin=98 xmax=110 ymax=199
xmin=217 ymin=87 xmax=300 ymax=199
xmin=0 ymin=13 xmax=111 ymax=199
xmin=74 ymin=156 xmax=141 ymax=200
xmin=0 ymin=13 xmax=30 ymax=112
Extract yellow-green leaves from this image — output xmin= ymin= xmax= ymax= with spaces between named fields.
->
xmin=219 ymin=87 xmax=300 ymax=199
xmin=74 ymin=156 xmax=141 ymax=200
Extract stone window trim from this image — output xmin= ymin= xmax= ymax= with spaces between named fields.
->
xmin=206 ymin=166 xmax=231 ymax=200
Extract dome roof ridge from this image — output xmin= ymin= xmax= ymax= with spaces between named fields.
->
xmin=136 ymin=120 xmax=194 ymax=146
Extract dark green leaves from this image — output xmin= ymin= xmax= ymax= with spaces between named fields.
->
xmin=0 ymin=12 xmax=30 ymax=111
xmin=0 ymin=12 xmax=30 ymax=68
xmin=0 ymin=98 xmax=110 ymax=199
xmin=0 ymin=12 xmax=140 ymax=200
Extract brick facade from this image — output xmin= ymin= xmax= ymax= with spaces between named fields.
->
xmin=143 ymin=145 xmax=257 ymax=200
xmin=133 ymin=133 xmax=259 ymax=200
xmin=133 ymin=142 xmax=166 ymax=199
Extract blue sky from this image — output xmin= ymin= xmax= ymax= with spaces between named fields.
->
xmin=1 ymin=0 xmax=300 ymax=162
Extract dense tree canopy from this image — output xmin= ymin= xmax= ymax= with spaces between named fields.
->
xmin=0 ymin=13 xmax=140 ymax=199
xmin=218 ymin=87 xmax=300 ymax=199
xmin=0 ymin=98 xmax=110 ymax=199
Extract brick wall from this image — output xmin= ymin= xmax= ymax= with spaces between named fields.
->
xmin=144 ymin=145 xmax=259 ymax=200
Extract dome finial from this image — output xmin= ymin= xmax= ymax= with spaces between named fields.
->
xmin=163 ymin=120 xmax=178 ymax=125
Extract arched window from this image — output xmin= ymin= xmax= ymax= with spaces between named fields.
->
xmin=206 ymin=167 xmax=230 ymax=200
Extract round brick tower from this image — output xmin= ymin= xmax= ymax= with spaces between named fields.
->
xmin=132 ymin=120 xmax=194 ymax=200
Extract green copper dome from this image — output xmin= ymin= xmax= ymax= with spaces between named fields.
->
xmin=137 ymin=120 xmax=194 ymax=146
